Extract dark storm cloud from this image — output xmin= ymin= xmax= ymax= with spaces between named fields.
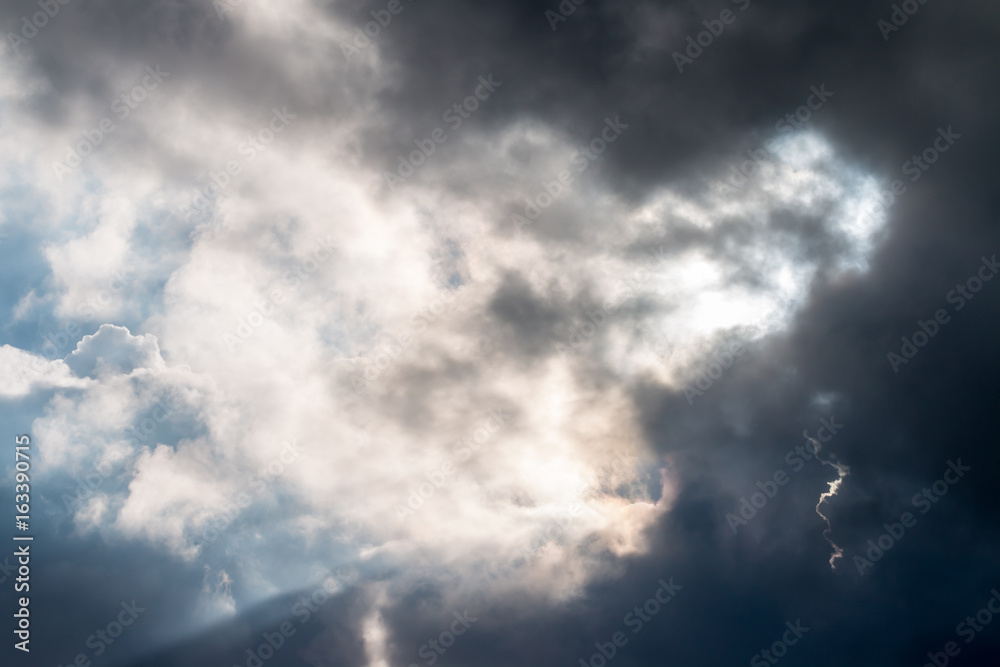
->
xmin=0 ymin=521 xmax=209 ymax=666
xmin=126 ymin=584 xmax=371 ymax=667
xmin=487 ymin=271 xmax=569 ymax=357
xmin=355 ymin=0 xmax=997 ymax=210
xmin=338 ymin=0 xmax=1000 ymax=665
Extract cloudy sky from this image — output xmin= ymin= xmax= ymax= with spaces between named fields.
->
xmin=1 ymin=0 xmax=999 ymax=665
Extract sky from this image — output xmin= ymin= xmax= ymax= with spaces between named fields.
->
xmin=0 ymin=1 xmax=999 ymax=666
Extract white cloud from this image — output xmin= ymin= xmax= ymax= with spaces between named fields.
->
xmin=0 ymin=0 xmax=889 ymax=628
xmin=0 ymin=344 xmax=89 ymax=398
xmin=66 ymin=324 xmax=165 ymax=378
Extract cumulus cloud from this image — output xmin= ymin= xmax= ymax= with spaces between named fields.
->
xmin=65 ymin=323 xmax=165 ymax=378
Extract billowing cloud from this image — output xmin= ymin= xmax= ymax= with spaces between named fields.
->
xmin=1 ymin=1 xmax=999 ymax=666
